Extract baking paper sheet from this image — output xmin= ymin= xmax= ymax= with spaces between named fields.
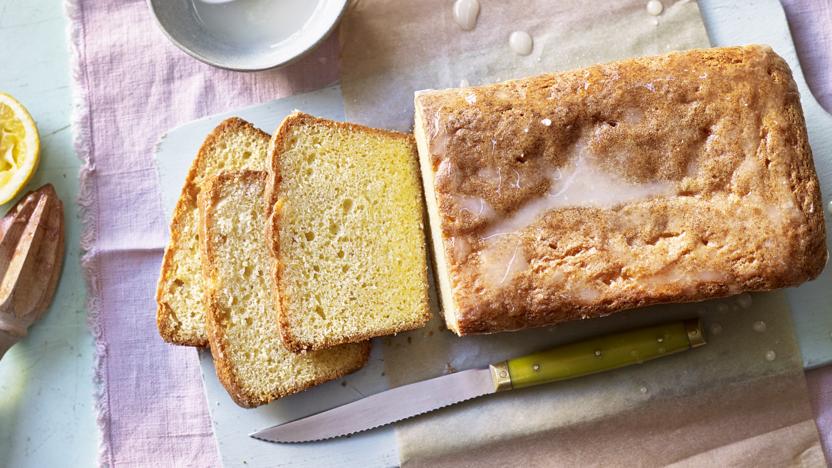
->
xmin=338 ymin=0 xmax=824 ymax=465
xmin=382 ymin=297 xmax=823 ymax=466
xmin=340 ymin=0 xmax=710 ymax=131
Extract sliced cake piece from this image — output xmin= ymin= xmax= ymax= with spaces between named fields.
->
xmin=157 ymin=118 xmax=270 ymax=346
xmin=266 ymin=112 xmax=431 ymax=352
xmin=199 ymin=170 xmax=370 ymax=408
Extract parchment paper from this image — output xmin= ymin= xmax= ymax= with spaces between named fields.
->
xmin=338 ymin=0 xmax=824 ymax=465
xmin=340 ymin=0 xmax=710 ymax=131
xmin=380 ymin=297 xmax=823 ymax=466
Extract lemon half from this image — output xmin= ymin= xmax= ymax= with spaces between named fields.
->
xmin=0 ymin=93 xmax=40 ymax=205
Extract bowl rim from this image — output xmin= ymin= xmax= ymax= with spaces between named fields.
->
xmin=146 ymin=0 xmax=348 ymax=72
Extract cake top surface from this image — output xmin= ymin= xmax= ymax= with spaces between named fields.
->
xmin=415 ymin=45 xmax=825 ymax=333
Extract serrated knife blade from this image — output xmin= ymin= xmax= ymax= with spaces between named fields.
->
xmin=250 ymin=319 xmax=705 ymax=443
xmin=251 ymin=368 xmax=496 ymax=443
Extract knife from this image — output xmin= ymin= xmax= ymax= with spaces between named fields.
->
xmin=251 ymin=319 xmax=705 ymax=443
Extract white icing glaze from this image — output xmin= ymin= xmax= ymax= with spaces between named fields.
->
xmin=575 ymin=286 xmax=601 ymax=303
xmin=452 ymin=0 xmax=480 ymax=31
xmin=480 ymin=240 xmax=528 ymax=287
xmin=646 ymin=1 xmax=664 ymax=16
xmin=494 ymin=89 xmax=511 ymax=100
xmin=736 ymin=293 xmax=753 ymax=309
xmin=695 ymin=270 xmax=727 ymax=282
xmin=435 ymin=159 xmax=461 ymax=189
xmin=643 ymin=266 xmax=727 ymax=291
xmin=735 ymin=192 xmax=801 ymax=231
xmin=510 ymin=169 xmax=522 ymax=189
xmin=452 ymin=194 xmax=496 ymax=220
xmin=509 ymin=31 xmax=533 ymax=56
xmin=448 ymin=236 xmax=472 ymax=262
xmin=465 ymin=93 xmax=477 ymax=104
xmin=541 ymin=118 xmax=552 ymax=126
xmin=731 ymin=155 xmax=764 ymax=183
xmin=482 ymin=153 xmax=675 ymax=240
xmin=429 ymin=114 xmax=450 ymax=156
xmin=622 ymin=107 xmax=643 ymax=125
xmin=477 ymin=166 xmax=503 ymax=194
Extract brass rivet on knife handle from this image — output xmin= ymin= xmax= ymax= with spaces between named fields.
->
xmin=684 ymin=318 xmax=706 ymax=348
xmin=489 ymin=361 xmax=512 ymax=392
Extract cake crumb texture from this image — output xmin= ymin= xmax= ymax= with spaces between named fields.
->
xmin=267 ymin=113 xmax=431 ymax=351
xmin=199 ymin=171 xmax=370 ymax=408
xmin=157 ymin=118 xmax=271 ymax=346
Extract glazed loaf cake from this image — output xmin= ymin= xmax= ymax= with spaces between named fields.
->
xmin=414 ymin=45 xmax=826 ymax=335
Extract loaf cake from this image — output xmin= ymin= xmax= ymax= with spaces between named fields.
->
xmin=266 ymin=112 xmax=431 ymax=352
xmin=199 ymin=170 xmax=370 ymax=407
xmin=414 ymin=45 xmax=826 ymax=335
xmin=157 ymin=118 xmax=270 ymax=346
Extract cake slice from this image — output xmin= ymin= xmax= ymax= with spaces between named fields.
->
xmin=199 ymin=170 xmax=370 ymax=408
xmin=266 ymin=112 xmax=431 ymax=352
xmin=157 ymin=118 xmax=270 ymax=346
xmin=414 ymin=45 xmax=826 ymax=335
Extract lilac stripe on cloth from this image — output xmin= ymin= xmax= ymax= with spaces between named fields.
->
xmin=66 ymin=0 xmax=338 ymax=465
xmin=781 ymin=0 xmax=832 ymax=113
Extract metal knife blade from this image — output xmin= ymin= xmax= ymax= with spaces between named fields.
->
xmin=250 ymin=368 xmax=495 ymax=443
xmin=250 ymin=320 xmax=704 ymax=443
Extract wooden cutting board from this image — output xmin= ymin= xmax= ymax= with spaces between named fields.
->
xmin=153 ymin=0 xmax=832 ymax=466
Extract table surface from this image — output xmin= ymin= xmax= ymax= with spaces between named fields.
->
xmin=0 ymin=1 xmax=96 ymax=467
xmin=0 ymin=1 xmax=829 ymax=467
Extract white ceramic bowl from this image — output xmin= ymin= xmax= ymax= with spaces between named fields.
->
xmin=148 ymin=0 xmax=348 ymax=71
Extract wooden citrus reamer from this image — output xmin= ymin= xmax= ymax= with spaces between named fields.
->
xmin=0 ymin=184 xmax=65 ymax=359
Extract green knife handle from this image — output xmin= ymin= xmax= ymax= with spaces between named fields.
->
xmin=490 ymin=319 xmax=705 ymax=391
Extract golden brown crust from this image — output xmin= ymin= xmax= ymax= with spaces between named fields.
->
xmin=415 ymin=45 xmax=827 ymax=335
xmin=156 ymin=117 xmax=271 ymax=347
xmin=264 ymin=111 xmax=414 ymax=215
xmin=199 ymin=171 xmax=370 ymax=407
xmin=266 ymin=112 xmax=430 ymax=352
